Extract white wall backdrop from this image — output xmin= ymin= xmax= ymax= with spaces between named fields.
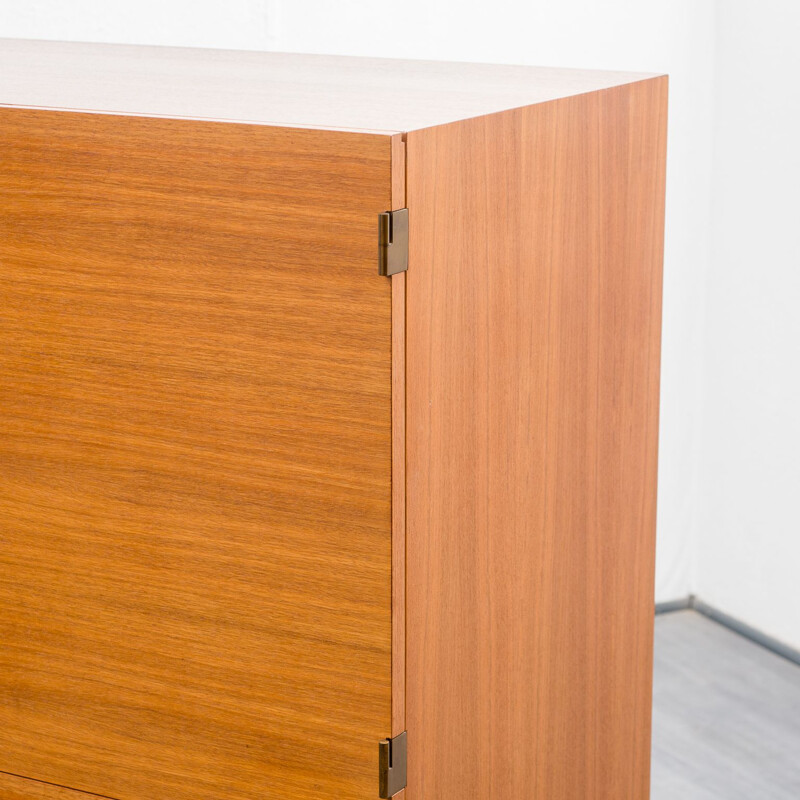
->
xmin=5 ymin=1 xmax=796 ymax=640
xmin=696 ymin=0 xmax=800 ymax=650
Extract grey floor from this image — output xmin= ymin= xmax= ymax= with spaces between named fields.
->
xmin=651 ymin=610 xmax=800 ymax=799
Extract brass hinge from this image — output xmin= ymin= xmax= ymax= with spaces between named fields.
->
xmin=378 ymin=208 xmax=408 ymax=276
xmin=379 ymin=731 xmax=407 ymax=798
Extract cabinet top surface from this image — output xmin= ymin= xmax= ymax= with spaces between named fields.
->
xmin=0 ymin=38 xmax=659 ymax=134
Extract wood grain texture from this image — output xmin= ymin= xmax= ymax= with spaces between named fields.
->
xmin=0 ymin=109 xmax=394 ymax=800
xmin=390 ymin=133 xmax=407 ymax=800
xmin=0 ymin=772 xmax=115 ymax=800
xmin=390 ymin=134 xmax=407 ymax=743
xmin=0 ymin=38 xmax=658 ymax=134
xmin=390 ymin=272 xmax=407 ymax=800
xmin=405 ymin=77 xmax=668 ymax=800
xmin=391 ymin=135 xmax=407 ymax=211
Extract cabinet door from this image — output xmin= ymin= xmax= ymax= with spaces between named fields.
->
xmin=0 ymin=110 xmax=394 ymax=800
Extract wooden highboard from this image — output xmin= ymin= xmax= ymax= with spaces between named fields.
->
xmin=0 ymin=39 xmax=667 ymax=800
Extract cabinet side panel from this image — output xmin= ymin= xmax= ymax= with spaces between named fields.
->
xmin=405 ymin=78 xmax=667 ymax=800
xmin=0 ymin=110 xmax=393 ymax=800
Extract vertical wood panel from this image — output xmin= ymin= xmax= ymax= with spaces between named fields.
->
xmin=390 ymin=133 xmax=408 ymax=800
xmin=391 ymin=133 xmax=407 ymax=745
xmin=405 ymin=78 xmax=668 ymax=800
xmin=0 ymin=109 xmax=394 ymax=800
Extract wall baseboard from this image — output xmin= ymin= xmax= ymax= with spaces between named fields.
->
xmin=655 ymin=594 xmax=800 ymax=668
xmin=655 ymin=596 xmax=693 ymax=615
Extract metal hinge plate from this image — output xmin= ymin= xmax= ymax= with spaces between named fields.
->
xmin=378 ymin=208 xmax=408 ymax=276
xmin=379 ymin=731 xmax=407 ymax=798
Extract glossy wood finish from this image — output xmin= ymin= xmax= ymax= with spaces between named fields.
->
xmin=0 ymin=109 xmax=395 ymax=800
xmin=0 ymin=38 xmax=656 ymax=133
xmin=0 ymin=772 xmax=111 ymax=800
xmin=405 ymin=77 xmax=668 ymax=800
